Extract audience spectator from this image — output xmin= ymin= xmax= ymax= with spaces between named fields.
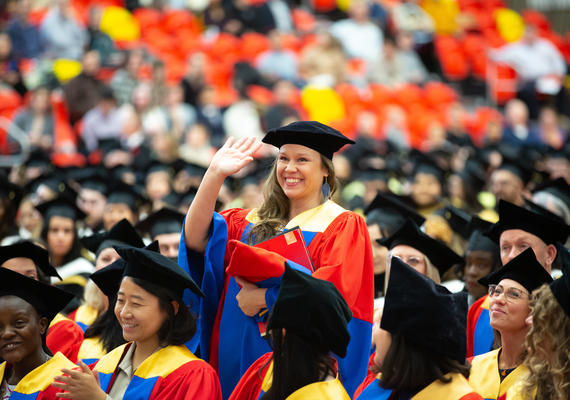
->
xmin=537 ymin=107 xmax=567 ymax=150
xmin=181 ymin=52 xmax=207 ymax=107
xmin=11 ymin=86 xmax=54 ymax=151
xmin=255 ymin=30 xmax=298 ymax=83
xmin=179 ymin=123 xmax=216 ymax=167
xmin=490 ymin=25 xmax=567 ymax=119
xmin=150 ymin=59 xmax=168 ymax=108
xmin=223 ymin=90 xmax=264 ymax=140
xmin=299 ymin=29 xmax=347 ymax=86
xmin=501 ymin=99 xmax=541 ymax=147
xmin=263 ymin=80 xmax=300 ymax=130
xmin=110 ymin=48 xmax=143 ymax=105
xmin=82 ymin=86 xmax=124 ymax=152
xmin=196 ymin=85 xmax=225 ymax=146
xmin=158 ymin=84 xmax=197 ymax=140
xmin=6 ymin=0 xmax=43 ymax=60
xmin=63 ymin=50 xmax=104 ymax=125
xmin=0 ymin=31 xmax=25 ymax=95
xmin=87 ymin=6 xmax=121 ymax=67
xmin=329 ymin=0 xmax=383 ymax=67
xmin=40 ymin=0 xmax=87 ymax=60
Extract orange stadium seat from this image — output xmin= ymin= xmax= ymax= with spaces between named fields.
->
xmin=240 ymin=33 xmax=271 ymax=62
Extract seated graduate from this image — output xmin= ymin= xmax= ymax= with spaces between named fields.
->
xmin=229 ymin=264 xmax=352 ymax=400
xmin=0 ymin=241 xmax=84 ymax=363
xmin=53 ymin=244 xmax=222 ymax=400
xmin=500 ymin=248 xmax=570 ymax=400
xmin=355 ymin=257 xmax=482 ymax=400
xmin=0 ymin=267 xmax=76 ymax=399
xmin=468 ymin=248 xmax=553 ymax=400
xmin=77 ymin=259 xmax=127 ymax=365
xmin=74 ymin=219 xmax=145 ymax=332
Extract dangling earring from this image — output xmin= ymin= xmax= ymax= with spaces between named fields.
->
xmin=321 ymin=178 xmax=331 ymax=199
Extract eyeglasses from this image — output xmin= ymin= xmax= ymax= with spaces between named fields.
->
xmin=488 ymin=284 xmax=529 ymax=302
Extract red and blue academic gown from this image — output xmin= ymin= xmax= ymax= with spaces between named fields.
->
xmin=466 ymin=295 xmax=493 ymax=358
xmin=77 ymin=336 xmax=107 ymax=365
xmin=229 ymin=352 xmax=351 ymax=400
xmin=178 ymin=200 xmax=374 ymax=399
xmin=94 ymin=342 xmax=222 ymax=399
xmin=354 ymin=373 xmax=484 ymax=400
xmin=0 ymin=352 xmax=75 ymax=399
xmin=468 ymin=348 xmax=529 ymax=400
xmin=46 ymin=313 xmax=84 ymax=363
xmin=69 ymin=304 xmax=99 ymax=333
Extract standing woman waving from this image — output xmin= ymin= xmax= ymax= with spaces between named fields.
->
xmin=181 ymin=121 xmax=374 ymax=398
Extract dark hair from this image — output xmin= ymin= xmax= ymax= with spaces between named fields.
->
xmin=260 ymin=328 xmax=336 ymax=400
xmin=41 ymin=215 xmax=83 ymax=266
xmin=84 ymin=296 xmax=126 ymax=353
xmin=378 ymin=334 xmax=471 ymax=393
xmin=130 ymin=278 xmax=196 ymax=346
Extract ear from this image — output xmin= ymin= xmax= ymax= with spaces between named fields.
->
xmin=38 ymin=317 xmax=49 ymax=335
xmin=171 ymin=300 xmax=179 ymax=316
xmin=545 ymin=244 xmax=557 ymax=268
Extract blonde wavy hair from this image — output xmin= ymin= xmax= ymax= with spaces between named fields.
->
xmin=384 ymin=250 xmax=441 ymax=294
xmin=521 ymin=284 xmax=570 ymax=400
xmin=248 ymin=155 xmax=337 ymax=244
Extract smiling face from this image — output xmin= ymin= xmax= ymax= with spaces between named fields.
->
xmin=276 ymin=144 xmax=328 ymax=209
xmin=0 ymin=296 xmax=47 ymax=364
xmin=115 ymin=277 xmax=167 ymax=345
xmin=489 ymin=278 xmax=530 ymax=334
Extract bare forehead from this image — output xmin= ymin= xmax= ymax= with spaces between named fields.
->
xmin=500 ymin=229 xmax=544 ymax=245
xmin=391 ymin=244 xmax=425 ymax=258
xmin=1 ymin=257 xmax=37 ymax=270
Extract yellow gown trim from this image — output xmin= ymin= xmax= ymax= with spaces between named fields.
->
xmin=75 ymin=304 xmax=99 ymax=327
xmin=246 ymin=200 xmax=347 ymax=233
xmin=49 ymin=313 xmax=71 ymax=328
xmin=469 ymin=348 xmax=529 ymax=398
xmin=77 ymin=337 xmax=107 ymax=361
xmin=95 ymin=343 xmax=200 ymax=378
xmin=0 ymin=352 xmax=75 ymax=394
xmin=414 ymin=372 xmax=476 ymax=400
xmin=481 ymin=296 xmax=490 ymax=310
xmin=259 ymin=360 xmax=349 ymax=399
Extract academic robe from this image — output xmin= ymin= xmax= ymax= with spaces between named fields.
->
xmin=70 ymin=304 xmax=99 ymax=332
xmin=354 ymin=373 xmax=483 ymax=400
xmin=179 ymin=201 xmax=374 ymax=399
xmin=0 ymin=352 xmax=75 ymax=400
xmin=468 ymin=348 xmax=528 ymax=400
xmin=47 ymin=313 xmax=84 ymax=363
xmin=94 ymin=342 xmax=222 ymax=400
xmin=466 ymin=295 xmax=493 ymax=358
xmin=77 ymin=336 xmax=107 ymax=365
xmin=229 ymin=352 xmax=351 ymax=400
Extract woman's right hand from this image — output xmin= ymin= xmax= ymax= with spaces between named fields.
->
xmin=209 ymin=137 xmax=262 ymax=178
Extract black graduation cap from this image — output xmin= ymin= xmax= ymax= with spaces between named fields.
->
xmin=267 ymin=263 xmax=352 ymax=357
xmin=98 ymin=138 xmax=124 ymax=155
xmin=74 ymin=167 xmax=109 ymax=195
xmin=457 ymin=159 xmax=487 ymax=193
xmin=478 ymin=248 xmax=553 ymax=293
xmin=262 ymin=120 xmax=355 ymax=160
xmin=496 ymin=153 xmax=532 ymax=185
xmin=486 ymin=200 xmax=569 ymax=245
xmin=0 ymin=174 xmax=23 ymax=206
xmin=365 ymin=191 xmax=425 ymax=228
xmin=378 ymin=219 xmax=465 ymax=275
xmin=81 ymin=219 xmax=145 ymax=256
xmin=23 ymin=172 xmax=67 ymax=197
xmin=532 ymin=177 xmax=570 ymax=209
xmin=0 ymin=241 xmax=61 ymax=279
xmin=409 ymin=149 xmax=446 ymax=182
xmin=466 ymin=217 xmax=498 ymax=254
xmin=114 ymin=244 xmax=204 ymax=299
xmin=524 ymin=198 xmax=567 ymax=224
xmin=182 ymin=162 xmax=208 ymax=178
xmin=550 ymin=247 xmax=570 ymax=318
xmin=105 ymin=181 xmax=146 ymax=211
xmin=90 ymin=258 xmax=126 ymax=299
xmin=435 ymin=205 xmax=472 ymax=240
xmin=135 ymin=207 xmax=185 ymax=239
xmin=354 ymin=166 xmax=391 ymax=183
xmin=24 ymin=148 xmax=52 ymax=169
xmin=36 ymin=196 xmax=86 ymax=221
xmin=146 ymin=160 xmax=176 ymax=178
xmin=0 ymin=267 xmax=74 ymax=322
xmin=381 ymin=257 xmax=468 ymax=363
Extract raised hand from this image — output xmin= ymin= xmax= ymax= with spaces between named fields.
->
xmin=209 ymin=137 xmax=262 ymax=178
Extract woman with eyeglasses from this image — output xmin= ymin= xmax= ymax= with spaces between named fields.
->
xmin=468 ymin=248 xmax=553 ymax=400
